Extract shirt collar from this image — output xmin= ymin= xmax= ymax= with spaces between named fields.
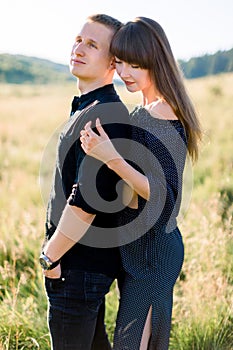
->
xmin=70 ymin=84 xmax=116 ymax=115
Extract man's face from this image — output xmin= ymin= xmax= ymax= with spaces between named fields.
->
xmin=70 ymin=21 xmax=114 ymax=81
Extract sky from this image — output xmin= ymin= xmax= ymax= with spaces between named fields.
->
xmin=1 ymin=0 xmax=233 ymax=65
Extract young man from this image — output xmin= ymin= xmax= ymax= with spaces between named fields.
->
xmin=39 ymin=14 xmax=129 ymax=349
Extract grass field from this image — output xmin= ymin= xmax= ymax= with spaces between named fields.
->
xmin=0 ymin=74 xmax=232 ymax=349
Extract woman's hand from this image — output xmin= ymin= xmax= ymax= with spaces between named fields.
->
xmin=81 ymin=119 xmax=150 ymax=200
xmin=80 ymin=118 xmax=122 ymax=164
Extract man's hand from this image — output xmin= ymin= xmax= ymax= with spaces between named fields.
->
xmin=43 ymin=263 xmax=61 ymax=279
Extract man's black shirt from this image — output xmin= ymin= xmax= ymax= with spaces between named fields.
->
xmin=46 ymin=84 xmax=130 ymax=277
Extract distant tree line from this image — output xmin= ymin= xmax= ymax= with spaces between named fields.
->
xmin=0 ymin=54 xmax=75 ymax=84
xmin=0 ymin=48 xmax=233 ymax=84
xmin=178 ymin=48 xmax=233 ymax=79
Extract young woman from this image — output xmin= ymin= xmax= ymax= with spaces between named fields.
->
xmin=80 ymin=17 xmax=202 ymax=349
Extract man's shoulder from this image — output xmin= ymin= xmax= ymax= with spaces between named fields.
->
xmin=84 ymin=99 xmax=129 ymax=124
xmin=71 ymin=98 xmax=129 ymax=126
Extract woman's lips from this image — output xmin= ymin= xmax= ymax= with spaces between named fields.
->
xmin=124 ymin=81 xmax=135 ymax=86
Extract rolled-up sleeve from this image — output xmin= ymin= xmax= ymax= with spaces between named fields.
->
xmin=68 ymin=102 xmax=130 ymax=215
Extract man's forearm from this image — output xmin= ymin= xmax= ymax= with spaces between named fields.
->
xmin=43 ymin=204 xmax=95 ymax=262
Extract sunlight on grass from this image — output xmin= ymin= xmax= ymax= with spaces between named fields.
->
xmin=0 ymin=74 xmax=233 ymax=349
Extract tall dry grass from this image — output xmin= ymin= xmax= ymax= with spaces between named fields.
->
xmin=0 ymin=74 xmax=232 ymax=349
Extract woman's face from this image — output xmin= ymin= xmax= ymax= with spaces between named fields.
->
xmin=115 ymin=58 xmax=153 ymax=94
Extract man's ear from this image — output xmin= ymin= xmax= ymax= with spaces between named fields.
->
xmin=109 ymin=57 xmax=116 ymax=70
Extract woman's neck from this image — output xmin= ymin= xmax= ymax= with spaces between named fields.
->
xmin=142 ymin=86 xmax=163 ymax=106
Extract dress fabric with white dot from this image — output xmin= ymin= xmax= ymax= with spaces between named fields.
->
xmin=114 ymin=106 xmax=187 ymax=350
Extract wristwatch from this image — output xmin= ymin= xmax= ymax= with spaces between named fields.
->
xmin=39 ymin=252 xmax=60 ymax=270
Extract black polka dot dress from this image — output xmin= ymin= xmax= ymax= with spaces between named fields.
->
xmin=114 ymin=107 xmax=187 ymax=350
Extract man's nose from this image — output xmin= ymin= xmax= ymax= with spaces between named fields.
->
xmin=73 ymin=42 xmax=85 ymax=56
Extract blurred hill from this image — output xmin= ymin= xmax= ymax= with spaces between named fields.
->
xmin=0 ymin=54 xmax=75 ymax=84
xmin=0 ymin=48 xmax=233 ymax=84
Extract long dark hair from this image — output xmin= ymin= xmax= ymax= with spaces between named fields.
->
xmin=110 ymin=17 xmax=202 ymax=162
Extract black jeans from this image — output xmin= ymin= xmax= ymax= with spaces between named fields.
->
xmin=45 ymin=269 xmax=114 ymax=350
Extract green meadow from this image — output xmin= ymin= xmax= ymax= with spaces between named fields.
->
xmin=0 ymin=74 xmax=232 ymax=349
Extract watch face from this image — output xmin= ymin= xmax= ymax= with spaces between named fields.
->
xmin=39 ymin=257 xmax=49 ymax=270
